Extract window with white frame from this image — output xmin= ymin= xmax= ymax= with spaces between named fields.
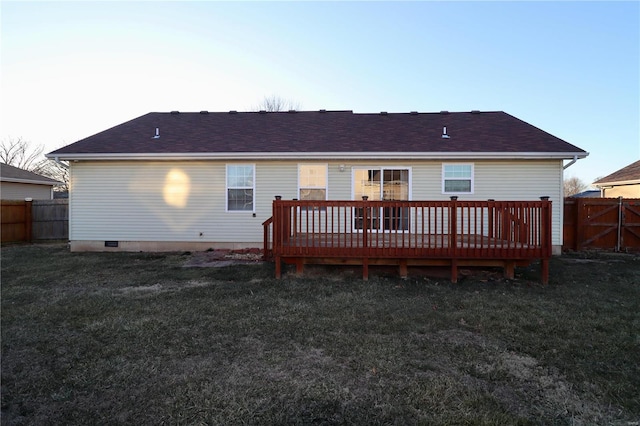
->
xmin=298 ymin=164 xmax=327 ymax=201
xmin=442 ymin=164 xmax=473 ymax=194
xmin=227 ymin=164 xmax=254 ymax=211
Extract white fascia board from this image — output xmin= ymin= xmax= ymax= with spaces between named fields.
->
xmin=0 ymin=177 xmax=59 ymax=185
xmin=47 ymin=151 xmax=589 ymax=161
xmin=593 ymin=179 xmax=640 ymax=188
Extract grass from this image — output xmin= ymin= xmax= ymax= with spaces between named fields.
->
xmin=1 ymin=244 xmax=639 ymax=425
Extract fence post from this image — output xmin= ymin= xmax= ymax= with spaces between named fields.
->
xmin=24 ymin=198 xmax=33 ymax=243
xmin=616 ymin=196 xmax=623 ymax=252
xmin=576 ymin=198 xmax=586 ymax=251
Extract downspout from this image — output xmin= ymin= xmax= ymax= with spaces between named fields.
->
xmin=563 ymin=155 xmax=578 ymax=170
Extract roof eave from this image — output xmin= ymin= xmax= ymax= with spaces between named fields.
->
xmin=47 ymin=151 xmax=589 ymax=161
xmin=593 ymin=179 xmax=640 ymax=188
xmin=0 ymin=177 xmax=61 ymax=185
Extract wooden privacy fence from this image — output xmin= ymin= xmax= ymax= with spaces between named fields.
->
xmin=563 ymin=197 xmax=640 ymax=252
xmin=1 ymin=199 xmax=68 ymax=244
xmin=264 ymin=198 xmax=552 ymax=283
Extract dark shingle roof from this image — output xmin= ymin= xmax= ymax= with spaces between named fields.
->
xmin=48 ymin=110 xmax=587 ymax=158
xmin=0 ymin=163 xmax=61 ymax=185
xmin=593 ymin=160 xmax=640 ymax=185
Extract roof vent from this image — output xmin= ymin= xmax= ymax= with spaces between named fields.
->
xmin=380 ymin=111 xmax=388 ymax=115
xmin=410 ymin=111 xmax=418 ymax=115
xmin=288 ymin=110 xmax=297 ymax=113
xmin=170 ymin=111 xmax=180 ymax=115
xmin=199 ymin=110 xmax=209 ymax=114
xmin=471 ymin=110 xmax=480 ymax=114
xmin=442 ymin=126 xmax=450 ymax=139
xmin=440 ymin=110 xmax=449 ymax=115
xmin=259 ymin=110 xmax=267 ymax=114
xmin=229 ymin=110 xmax=238 ymax=114
xmin=152 ymin=128 xmax=160 ymax=139
xmin=319 ymin=109 xmax=327 ymax=113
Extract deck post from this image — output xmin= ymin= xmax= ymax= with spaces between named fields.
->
xmin=362 ymin=258 xmax=369 ymax=281
xmin=362 ymin=196 xmax=369 ymax=250
xmin=399 ymin=259 xmax=408 ymax=278
xmin=505 ymin=261 xmax=515 ymax=280
xmin=541 ymin=258 xmax=549 ymax=285
xmin=540 ymin=196 xmax=551 ymax=285
xmin=487 ymin=199 xmax=495 ymax=239
xmin=275 ymin=256 xmax=282 ymax=279
xmin=449 ymin=197 xmax=458 ymax=279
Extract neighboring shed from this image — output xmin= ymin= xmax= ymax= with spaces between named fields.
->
xmin=1 ymin=163 xmax=61 ymax=200
xmin=593 ymin=160 xmax=640 ymax=198
xmin=47 ymin=110 xmax=588 ymax=255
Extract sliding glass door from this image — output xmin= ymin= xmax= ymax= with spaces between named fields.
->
xmin=353 ymin=168 xmax=410 ymax=231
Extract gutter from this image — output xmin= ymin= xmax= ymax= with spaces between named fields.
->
xmin=46 ymin=151 xmax=590 ymax=162
xmin=53 ymin=156 xmax=69 ymax=169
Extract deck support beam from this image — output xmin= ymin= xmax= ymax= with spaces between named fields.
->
xmin=450 ymin=259 xmax=458 ymax=283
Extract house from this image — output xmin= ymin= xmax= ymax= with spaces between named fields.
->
xmin=1 ymin=163 xmax=61 ymax=200
xmin=593 ymin=160 xmax=640 ymax=198
xmin=570 ymin=189 xmax=601 ymax=198
xmin=47 ymin=110 xmax=588 ymax=256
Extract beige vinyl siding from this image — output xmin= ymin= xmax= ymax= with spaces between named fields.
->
xmin=70 ymin=159 xmax=564 ymax=248
xmin=601 ymin=184 xmax=640 ymax=198
xmin=1 ymin=182 xmax=53 ymax=200
xmin=71 ymin=161 xmax=290 ymax=244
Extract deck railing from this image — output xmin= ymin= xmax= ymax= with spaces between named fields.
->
xmin=263 ymin=198 xmax=552 ymax=281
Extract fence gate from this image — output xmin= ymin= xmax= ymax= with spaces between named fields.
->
xmin=563 ymin=197 xmax=640 ymax=251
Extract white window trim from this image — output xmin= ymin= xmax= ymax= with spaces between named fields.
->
xmin=442 ymin=163 xmax=474 ymax=195
xmin=226 ymin=163 xmax=256 ymax=213
xmin=297 ymin=163 xmax=328 ymax=200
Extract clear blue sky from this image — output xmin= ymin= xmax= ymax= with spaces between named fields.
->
xmin=2 ymin=1 xmax=638 ymax=185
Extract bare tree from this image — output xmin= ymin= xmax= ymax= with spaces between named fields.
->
xmin=36 ymin=158 xmax=69 ymax=193
xmin=1 ymin=137 xmax=69 ymax=192
xmin=255 ymin=95 xmax=301 ymax=112
xmin=564 ymin=176 xmax=588 ymax=197
xmin=0 ymin=137 xmax=44 ymax=170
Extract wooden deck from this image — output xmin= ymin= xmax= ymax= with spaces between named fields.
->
xmin=263 ymin=198 xmax=552 ymax=283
